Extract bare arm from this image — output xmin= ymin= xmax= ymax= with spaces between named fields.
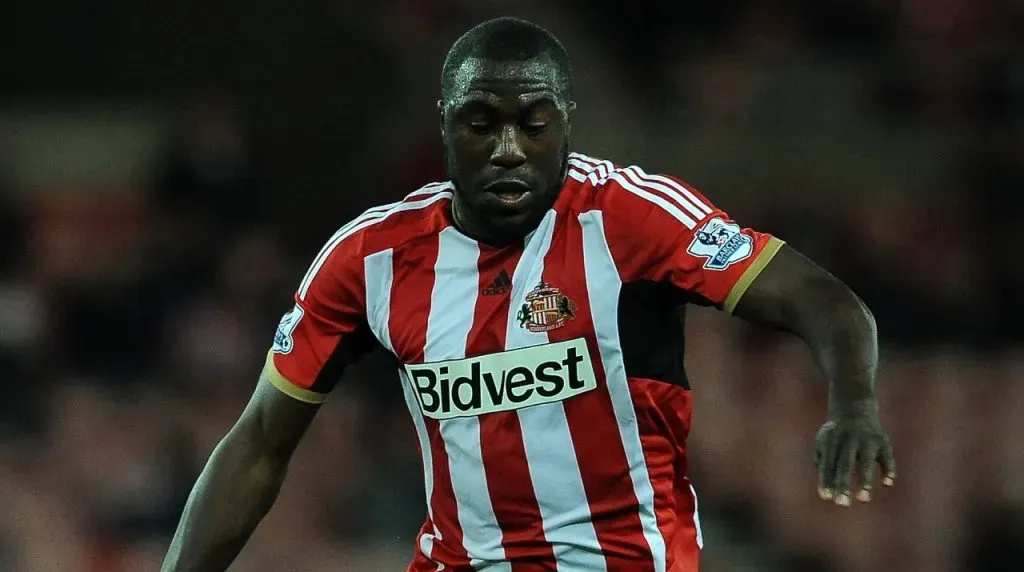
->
xmin=161 ymin=366 xmax=320 ymax=571
xmin=731 ymin=244 xmax=896 ymax=505
xmin=732 ymin=244 xmax=879 ymax=416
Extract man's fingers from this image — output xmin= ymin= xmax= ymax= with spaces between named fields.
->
xmin=879 ymin=436 xmax=897 ymax=486
xmin=833 ymin=439 xmax=859 ymax=507
xmin=856 ymin=443 xmax=880 ymax=503
xmin=816 ymin=431 xmax=838 ymax=501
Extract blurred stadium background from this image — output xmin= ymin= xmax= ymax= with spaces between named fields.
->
xmin=1 ymin=1 xmax=1022 ymax=570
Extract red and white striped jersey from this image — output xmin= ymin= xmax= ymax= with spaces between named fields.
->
xmin=267 ymin=153 xmax=784 ymax=571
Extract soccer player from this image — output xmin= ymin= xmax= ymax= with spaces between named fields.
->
xmin=162 ymin=17 xmax=896 ymax=572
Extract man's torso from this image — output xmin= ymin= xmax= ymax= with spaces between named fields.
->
xmin=361 ymin=155 xmax=702 ymax=571
xmin=269 ymin=153 xmax=784 ymax=570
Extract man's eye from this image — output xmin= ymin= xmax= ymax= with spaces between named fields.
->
xmin=467 ymin=121 xmax=492 ymax=134
xmin=523 ymin=122 xmax=548 ymax=135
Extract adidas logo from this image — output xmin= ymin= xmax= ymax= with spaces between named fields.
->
xmin=482 ymin=269 xmax=513 ymax=296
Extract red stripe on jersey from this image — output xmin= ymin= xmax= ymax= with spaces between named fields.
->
xmin=628 ymin=379 xmax=700 ymax=571
xmin=391 ymin=233 xmax=471 ymax=570
xmin=542 ymin=213 xmax=655 ymax=570
xmin=470 ymin=245 xmax=558 ymax=569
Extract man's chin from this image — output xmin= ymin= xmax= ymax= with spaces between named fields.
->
xmin=485 ymin=208 xmax=546 ymax=240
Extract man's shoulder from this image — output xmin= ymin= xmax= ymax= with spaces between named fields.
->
xmin=324 ymin=181 xmax=454 ymax=260
xmin=566 ymin=152 xmax=620 ymax=187
xmin=564 ymin=152 xmax=714 ymax=232
xmin=564 ymin=152 xmax=663 ymax=215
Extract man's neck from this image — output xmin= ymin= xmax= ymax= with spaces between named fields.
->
xmin=451 ymin=196 xmax=518 ymax=247
xmin=450 ymin=169 xmax=567 ymax=247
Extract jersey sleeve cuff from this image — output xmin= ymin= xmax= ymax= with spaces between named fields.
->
xmin=264 ymin=351 xmax=328 ymax=404
xmin=723 ymin=236 xmax=786 ymax=315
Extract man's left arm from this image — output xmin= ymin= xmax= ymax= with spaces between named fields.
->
xmin=593 ymin=162 xmax=896 ymax=507
xmin=731 ymin=244 xmax=897 ymax=507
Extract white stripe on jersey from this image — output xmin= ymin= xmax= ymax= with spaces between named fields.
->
xmin=504 ymin=210 xmax=607 ymax=571
xmin=364 ymin=250 xmax=443 ymax=569
xmin=364 ymin=249 xmax=396 ymax=354
xmin=300 ymin=194 xmax=420 ymax=297
xmin=571 ymin=154 xmax=710 ymax=226
xmin=632 ymin=166 xmax=712 ymax=214
xmin=580 ymin=211 xmax=668 ymax=571
xmin=621 ymin=167 xmax=706 ymax=222
xmin=568 ymin=157 xmax=610 ymax=186
xmin=567 ymin=169 xmax=588 ymax=183
xmin=298 ymin=183 xmax=453 ymax=300
xmin=427 ymin=227 xmax=510 ymax=570
xmin=569 ymin=154 xmax=617 ymax=187
xmin=400 ymin=369 xmax=444 ymax=570
xmin=690 ymin=482 xmax=704 ymax=549
xmin=569 ymin=153 xmax=615 ymax=176
xmin=608 ymin=171 xmax=697 ymax=229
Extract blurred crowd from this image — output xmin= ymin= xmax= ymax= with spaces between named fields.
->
xmin=1 ymin=1 xmax=1022 ymax=571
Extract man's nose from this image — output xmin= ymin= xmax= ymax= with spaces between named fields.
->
xmin=491 ymin=125 xmax=527 ymax=169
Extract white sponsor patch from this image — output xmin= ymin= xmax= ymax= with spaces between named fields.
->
xmin=404 ymin=338 xmax=598 ymax=420
xmin=686 ymin=217 xmax=753 ymax=270
xmin=272 ymin=304 xmax=304 ymax=354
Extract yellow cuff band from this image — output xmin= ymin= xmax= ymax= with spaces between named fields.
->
xmin=264 ymin=351 xmax=327 ymax=404
xmin=723 ymin=237 xmax=786 ymax=314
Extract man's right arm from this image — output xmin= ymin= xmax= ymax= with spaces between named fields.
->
xmin=162 ymin=214 xmax=375 ymax=570
xmin=160 ymin=363 xmax=320 ymax=572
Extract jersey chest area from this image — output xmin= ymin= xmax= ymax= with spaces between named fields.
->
xmin=386 ymin=222 xmax=612 ymax=367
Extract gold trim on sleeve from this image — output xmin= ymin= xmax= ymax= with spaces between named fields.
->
xmin=723 ymin=237 xmax=786 ymax=315
xmin=264 ymin=351 xmax=327 ymax=404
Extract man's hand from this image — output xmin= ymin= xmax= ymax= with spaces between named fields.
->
xmin=730 ymin=244 xmax=896 ymax=508
xmin=814 ymin=413 xmax=896 ymax=507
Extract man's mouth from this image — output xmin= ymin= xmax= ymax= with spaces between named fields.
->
xmin=484 ymin=179 xmax=533 ymax=208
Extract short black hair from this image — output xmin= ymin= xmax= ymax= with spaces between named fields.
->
xmin=441 ymin=17 xmax=573 ymax=105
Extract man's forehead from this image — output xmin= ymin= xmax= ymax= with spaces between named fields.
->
xmin=451 ymin=57 xmax=561 ymax=101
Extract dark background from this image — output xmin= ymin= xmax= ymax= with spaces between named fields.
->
xmin=1 ymin=1 xmax=1022 ymax=570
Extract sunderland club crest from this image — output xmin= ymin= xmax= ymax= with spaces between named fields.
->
xmin=517 ymin=281 xmax=576 ymax=333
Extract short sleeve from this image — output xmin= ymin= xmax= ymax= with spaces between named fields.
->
xmin=598 ymin=165 xmax=785 ymax=313
xmin=266 ymin=230 xmax=375 ymax=403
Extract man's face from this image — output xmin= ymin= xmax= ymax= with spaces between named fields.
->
xmin=441 ymin=57 xmax=574 ymax=243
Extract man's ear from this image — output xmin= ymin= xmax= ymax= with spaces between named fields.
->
xmin=565 ymin=100 xmax=577 ymax=139
xmin=437 ymin=99 xmax=446 ymax=136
